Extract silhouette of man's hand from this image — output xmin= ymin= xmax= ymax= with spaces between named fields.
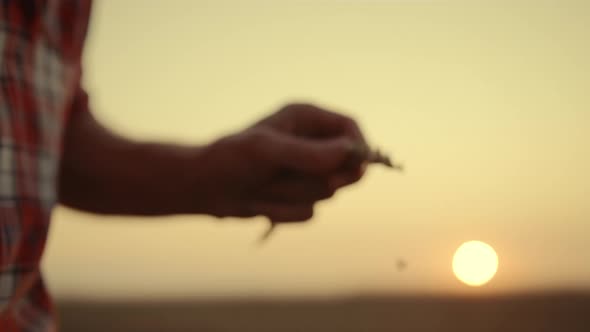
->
xmin=195 ymin=103 xmax=368 ymax=223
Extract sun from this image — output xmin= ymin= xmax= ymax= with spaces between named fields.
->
xmin=452 ymin=241 xmax=498 ymax=287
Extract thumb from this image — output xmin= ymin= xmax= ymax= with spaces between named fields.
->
xmin=264 ymin=134 xmax=361 ymax=174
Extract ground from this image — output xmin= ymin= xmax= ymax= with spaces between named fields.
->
xmin=57 ymin=292 xmax=590 ymax=332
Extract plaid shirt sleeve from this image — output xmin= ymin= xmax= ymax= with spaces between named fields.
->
xmin=0 ymin=1 xmax=92 ymax=331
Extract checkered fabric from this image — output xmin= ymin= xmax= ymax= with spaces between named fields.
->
xmin=1 ymin=1 xmax=92 ymax=331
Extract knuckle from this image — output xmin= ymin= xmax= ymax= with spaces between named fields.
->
xmin=267 ymin=205 xmax=314 ymax=223
xmin=278 ymin=103 xmax=293 ymax=114
xmin=342 ymin=115 xmax=357 ymax=127
xmin=244 ymin=127 xmax=272 ymax=147
xmin=302 ymin=206 xmax=315 ymax=221
xmin=324 ymin=188 xmax=336 ymax=199
xmin=280 ymin=103 xmax=317 ymax=116
xmin=236 ymin=204 xmax=259 ymax=218
xmin=266 ymin=213 xmax=279 ymax=222
xmin=341 ymin=115 xmax=360 ymax=132
xmin=278 ymin=104 xmax=298 ymax=117
xmin=269 ymin=213 xmax=289 ymax=223
xmin=317 ymin=182 xmax=335 ymax=200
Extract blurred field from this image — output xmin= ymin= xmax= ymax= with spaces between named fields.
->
xmin=58 ymin=292 xmax=590 ymax=332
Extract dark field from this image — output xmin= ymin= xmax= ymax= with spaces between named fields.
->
xmin=58 ymin=293 xmax=590 ymax=332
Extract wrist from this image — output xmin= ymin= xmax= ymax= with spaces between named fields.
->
xmin=172 ymin=140 xmax=228 ymax=217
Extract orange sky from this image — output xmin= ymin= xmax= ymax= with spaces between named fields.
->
xmin=44 ymin=0 xmax=590 ymax=299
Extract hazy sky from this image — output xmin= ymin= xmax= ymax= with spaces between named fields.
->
xmin=43 ymin=0 xmax=590 ymax=299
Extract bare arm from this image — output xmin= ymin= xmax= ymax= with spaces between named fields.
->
xmin=58 ymin=110 xmax=207 ymax=215
xmin=58 ymin=103 xmax=367 ymax=221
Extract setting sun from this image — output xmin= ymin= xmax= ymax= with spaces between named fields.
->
xmin=452 ymin=241 xmax=499 ymax=287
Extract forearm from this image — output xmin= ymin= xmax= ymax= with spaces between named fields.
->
xmin=58 ymin=111 xmax=208 ymax=216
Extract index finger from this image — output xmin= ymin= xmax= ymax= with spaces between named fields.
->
xmin=261 ymin=133 xmax=357 ymax=175
xmin=282 ymin=103 xmax=368 ymax=143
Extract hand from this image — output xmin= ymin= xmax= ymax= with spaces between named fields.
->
xmin=193 ymin=103 xmax=368 ymax=222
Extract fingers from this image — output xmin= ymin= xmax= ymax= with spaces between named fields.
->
xmin=277 ymin=103 xmax=369 ymax=172
xmin=278 ymin=103 xmax=367 ymax=142
xmin=260 ymin=132 xmax=357 ymax=174
xmin=259 ymin=176 xmax=335 ymax=203
xmin=328 ymin=166 xmax=365 ymax=192
xmin=249 ymin=103 xmax=371 ymax=175
xmin=249 ymin=201 xmax=315 ymax=223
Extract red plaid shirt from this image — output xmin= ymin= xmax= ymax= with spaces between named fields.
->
xmin=1 ymin=1 xmax=92 ymax=331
